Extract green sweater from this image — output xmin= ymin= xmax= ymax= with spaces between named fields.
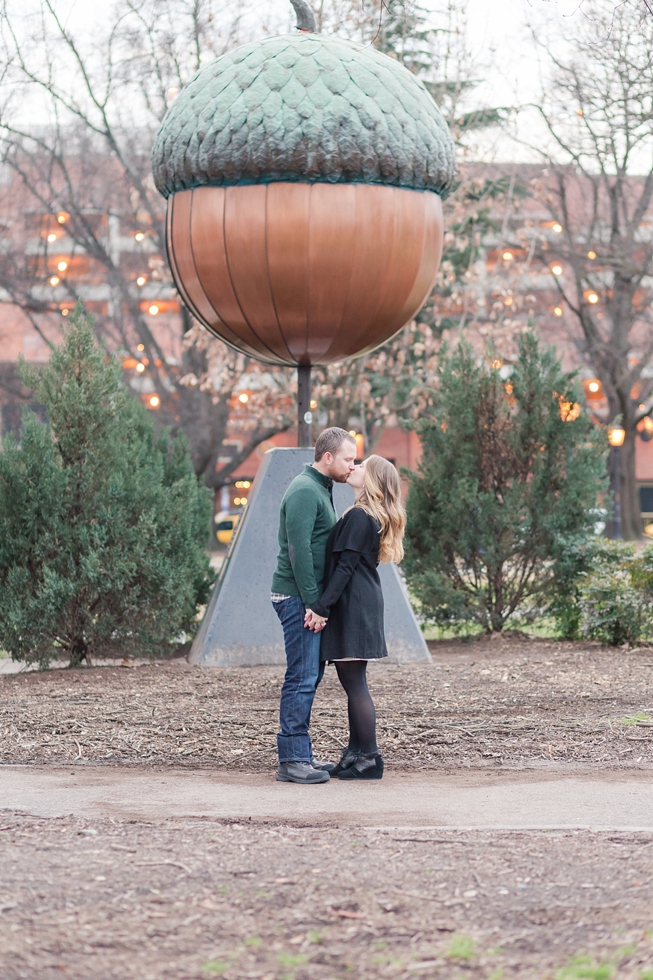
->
xmin=272 ymin=465 xmax=337 ymax=607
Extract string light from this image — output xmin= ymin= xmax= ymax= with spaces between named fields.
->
xmin=502 ymin=250 xmax=513 ymax=261
xmin=57 ymin=260 xmax=68 ymax=272
xmin=47 ymin=233 xmax=57 ymax=243
xmin=148 ymin=395 xmax=160 ymax=408
xmin=148 ymin=304 xmax=159 ymax=315
xmin=551 ymin=263 xmax=563 ymax=276
xmin=137 ymin=344 xmax=145 ymax=351
xmin=587 ymin=251 xmax=596 ymax=260
xmin=238 ymin=392 xmax=249 ymax=404
xmin=503 ymin=296 xmax=513 ymax=306
xmin=587 ymin=291 xmax=599 ymax=304
xmin=61 ymin=308 xmax=69 ymax=316
xmin=57 ymin=213 xmax=67 ymax=224
xmin=49 ymin=276 xmax=60 ymax=286
xmin=136 ymin=276 xmax=146 ymax=286
xmin=135 ymin=232 xmax=145 ymax=242
xmin=588 ymin=381 xmax=600 ymax=393
xmin=136 ymin=363 xmax=145 ymax=373
xmin=552 ymin=223 xmax=562 ymax=233
xmin=310 ymin=399 xmax=317 ymax=410
xmin=554 ymin=306 xmax=563 ymax=317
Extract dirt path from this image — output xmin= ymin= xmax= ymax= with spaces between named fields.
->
xmin=3 ymin=765 xmax=653 ymax=830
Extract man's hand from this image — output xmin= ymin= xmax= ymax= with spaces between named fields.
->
xmin=304 ymin=609 xmax=327 ymax=632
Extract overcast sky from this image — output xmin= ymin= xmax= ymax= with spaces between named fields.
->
xmin=9 ymin=0 xmax=618 ymax=163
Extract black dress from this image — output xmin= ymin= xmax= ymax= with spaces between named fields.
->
xmin=312 ymin=507 xmax=388 ymax=662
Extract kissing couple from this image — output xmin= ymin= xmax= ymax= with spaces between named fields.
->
xmin=270 ymin=426 xmax=406 ymax=784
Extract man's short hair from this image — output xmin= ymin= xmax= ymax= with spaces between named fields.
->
xmin=314 ymin=427 xmax=356 ymax=462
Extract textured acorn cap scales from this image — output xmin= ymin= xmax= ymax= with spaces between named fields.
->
xmin=152 ymin=33 xmax=456 ymax=199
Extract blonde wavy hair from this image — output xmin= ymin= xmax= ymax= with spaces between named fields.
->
xmin=355 ymin=455 xmax=406 ymax=564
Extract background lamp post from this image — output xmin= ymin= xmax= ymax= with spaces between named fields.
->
xmin=608 ymin=424 xmax=626 ymax=539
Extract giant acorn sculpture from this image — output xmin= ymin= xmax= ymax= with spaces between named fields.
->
xmin=152 ymin=0 xmax=456 ymax=441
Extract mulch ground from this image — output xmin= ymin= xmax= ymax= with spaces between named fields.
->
xmin=1 ymin=812 xmax=653 ymax=980
xmin=3 ymin=635 xmax=653 ymax=979
xmin=1 ymin=635 xmax=653 ymax=771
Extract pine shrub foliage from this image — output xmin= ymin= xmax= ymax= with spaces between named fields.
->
xmin=403 ymin=333 xmax=608 ymax=632
xmin=0 ymin=307 xmax=213 ymax=667
xmin=557 ymin=539 xmax=653 ymax=646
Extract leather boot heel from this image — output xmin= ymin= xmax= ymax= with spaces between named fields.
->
xmin=338 ymin=752 xmax=384 ymax=780
xmin=331 ymin=746 xmax=359 ymax=776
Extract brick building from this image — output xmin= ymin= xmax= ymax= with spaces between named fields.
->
xmin=2 ymin=159 xmax=653 ymax=524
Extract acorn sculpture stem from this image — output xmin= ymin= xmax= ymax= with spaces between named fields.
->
xmin=297 ymin=365 xmax=312 ymax=447
xmin=290 ymin=0 xmax=317 ymax=32
xmin=293 ymin=0 xmax=316 ymax=449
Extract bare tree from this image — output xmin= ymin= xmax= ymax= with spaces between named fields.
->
xmin=0 ymin=0 xmax=294 ymax=489
xmin=0 ymin=0 xmax=504 ymax=479
xmin=516 ymin=0 xmax=653 ymax=539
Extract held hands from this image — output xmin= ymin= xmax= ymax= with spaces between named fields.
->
xmin=304 ymin=609 xmax=328 ymax=632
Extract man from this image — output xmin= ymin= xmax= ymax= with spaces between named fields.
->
xmin=271 ymin=427 xmax=357 ymax=784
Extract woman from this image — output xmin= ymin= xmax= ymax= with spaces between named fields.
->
xmin=305 ymin=455 xmax=406 ymax=780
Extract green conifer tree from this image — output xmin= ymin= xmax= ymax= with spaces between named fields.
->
xmin=0 ymin=306 xmax=213 ymax=667
xmin=403 ymin=332 xmax=608 ymax=633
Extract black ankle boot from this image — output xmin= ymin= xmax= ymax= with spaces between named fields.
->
xmin=330 ymin=746 xmax=359 ymax=776
xmin=337 ymin=752 xmax=384 ymax=780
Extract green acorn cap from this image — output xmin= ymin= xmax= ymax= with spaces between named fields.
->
xmin=152 ymin=33 xmax=456 ymax=199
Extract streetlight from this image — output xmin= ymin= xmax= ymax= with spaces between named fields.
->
xmin=608 ymin=424 xmax=626 ymax=540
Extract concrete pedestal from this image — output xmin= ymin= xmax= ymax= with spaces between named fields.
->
xmin=189 ymin=448 xmax=431 ymax=666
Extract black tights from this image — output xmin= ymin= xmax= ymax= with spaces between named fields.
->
xmin=334 ymin=660 xmax=378 ymax=755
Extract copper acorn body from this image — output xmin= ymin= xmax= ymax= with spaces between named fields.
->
xmin=167 ymin=182 xmax=443 ymax=366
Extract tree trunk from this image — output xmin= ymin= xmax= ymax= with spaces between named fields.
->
xmin=487 ymin=566 xmax=505 ymax=632
xmin=68 ymin=637 xmax=88 ymax=668
xmin=619 ymin=427 xmax=642 ymax=541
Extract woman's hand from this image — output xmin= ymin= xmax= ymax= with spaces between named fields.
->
xmin=304 ymin=609 xmax=328 ymax=632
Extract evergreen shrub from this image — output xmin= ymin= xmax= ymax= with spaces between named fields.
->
xmin=0 ymin=306 xmax=214 ymax=667
xmin=579 ymin=567 xmax=646 ymax=646
xmin=562 ymin=541 xmax=653 ymax=646
xmin=403 ymin=333 xmax=608 ymax=633
xmin=550 ymin=536 xmax=621 ymax=639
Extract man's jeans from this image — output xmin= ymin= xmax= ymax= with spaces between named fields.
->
xmin=273 ymin=596 xmax=325 ymax=763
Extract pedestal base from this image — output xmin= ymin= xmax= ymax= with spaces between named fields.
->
xmin=189 ymin=448 xmax=431 ymax=666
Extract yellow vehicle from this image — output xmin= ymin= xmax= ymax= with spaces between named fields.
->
xmin=215 ymin=512 xmax=241 ymax=546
